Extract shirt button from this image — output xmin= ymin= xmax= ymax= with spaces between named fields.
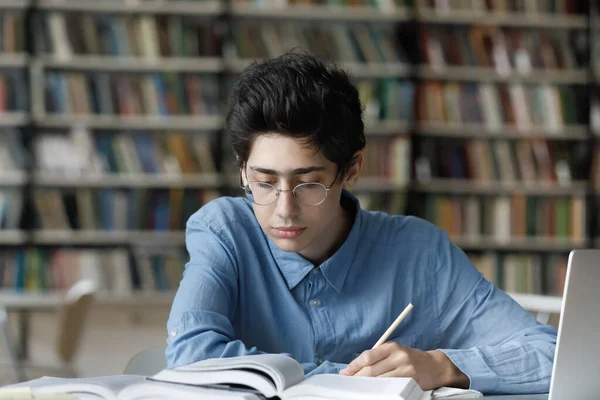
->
xmin=316 ymin=358 xmax=324 ymax=366
xmin=310 ymin=299 xmax=321 ymax=307
xmin=170 ymin=330 xmax=177 ymax=338
xmin=311 ymin=268 xmax=320 ymax=276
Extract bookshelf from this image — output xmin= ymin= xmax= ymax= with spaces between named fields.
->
xmin=0 ymin=0 xmax=594 ymax=314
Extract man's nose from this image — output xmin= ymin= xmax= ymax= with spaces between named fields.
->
xmin=275 ymin=188 xmax=299 ymax=217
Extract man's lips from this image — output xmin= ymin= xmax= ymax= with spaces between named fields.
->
xmin=272 ymin=227 xmax=306 ymax=238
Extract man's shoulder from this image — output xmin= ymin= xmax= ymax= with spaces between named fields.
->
xmin=187 ymin=196 xmax=257 ymax=231
xmin=361 ymin=209 xmax=446 ymax=245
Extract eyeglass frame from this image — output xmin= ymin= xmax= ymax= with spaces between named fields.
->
xmin=240 ymin=167 xmax=343 ymax=206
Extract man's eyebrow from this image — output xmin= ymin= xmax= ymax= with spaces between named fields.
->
xmin=248 ymin=166 xmax=327 ymax=175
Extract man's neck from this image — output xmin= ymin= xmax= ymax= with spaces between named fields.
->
xmin=300 ymin=195 xmax=356 ymax=266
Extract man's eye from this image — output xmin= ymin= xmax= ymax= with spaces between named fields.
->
xmin=256 ymin=182 xmax=274 ymax=189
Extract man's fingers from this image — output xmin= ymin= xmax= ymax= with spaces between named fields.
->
xmin=378 ymin=363 xmax=417 ymax=378
xmin=352 ymin=357 xmax=398 ymax=377
xmin=340 ymin=347 xmax=388 ymax=375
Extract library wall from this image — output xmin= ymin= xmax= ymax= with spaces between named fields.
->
xmin=0 ymin=0 xmax=594 ymax=381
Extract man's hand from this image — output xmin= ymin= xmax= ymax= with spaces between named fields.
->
xmin=338 ymin=342 xmax=470 ymax=391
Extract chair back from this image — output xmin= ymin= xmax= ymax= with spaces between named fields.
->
xmin=124 ymin=346 xmax=167 ymax=376
xmin=56 ymin=279 xmax=97 ymax=363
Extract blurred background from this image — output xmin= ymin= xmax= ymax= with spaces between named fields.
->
xmin=0 ymin=0 xmax=594 ymax=384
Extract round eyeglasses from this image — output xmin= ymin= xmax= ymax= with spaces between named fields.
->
xmin=243 ymin=181 xmax=332 ymax=206
xmin=241 ymin=170 xmax=342 ymax=206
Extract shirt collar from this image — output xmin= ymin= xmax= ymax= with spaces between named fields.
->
xmin=266 ymin=189 xmax=363 ymax=293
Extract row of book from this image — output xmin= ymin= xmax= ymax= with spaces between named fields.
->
xmin=358 ymin=80 xmax=414 ymax=123
xmin=45 ymin=72 xmax=220 ymax=116
xmin=234 ymin=0 xmax=410 ymax=10
xmin=417 ymin=82 xmax=583 ymax=132
xmin=35 ymin=12 xmax=221 ymax=59
xmin=415 ymin=138 xmax=586 ymax=183
xmin=235 ymin=0 xmax=583 ymax=14
xmin=34 ymin=129 xmax=217 ymax=176
xmin=469 ymin=252 xmax=568 ymax=297
xmin=42 ymin=75 xmax=586 ymax=131
xmin=0 ymin=71 xmax=28 ymax=112
xmin=33 ymin=188 xmax=219 ymax=231
xmin=0 ymin=130 xmax=25 ymax=173
xmin=0 ymin=189 xmax=22 ymax=230
xmin=0 ymin=248 xmax=186 ymax=294
xmin=0 ymin=247 xmax=571 ymax=297
xmin=419 ymin=194 xmax=586 ymax=241
xmin=361 ymin=138 xmax=410 ymax=184
xmin=419 ymin=0 xmax=583 ymax=14
xmin=356 ymin=192 xmax=407 ymax=215
xmin=231 ymin=23 xmax=408 ymax=65
xmin=421 ymin=26 xmax=583 ymax=70
xmin=0 ymin=13 xmax=23 ymax=54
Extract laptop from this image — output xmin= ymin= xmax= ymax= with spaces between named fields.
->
xmin=548 ymin=249 xmax=600 ymax=400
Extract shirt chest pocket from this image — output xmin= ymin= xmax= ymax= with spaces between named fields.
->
xmin=390 ymin=333 xmax=423 ymax=350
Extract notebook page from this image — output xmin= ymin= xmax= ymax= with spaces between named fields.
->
xmin=283 ymin=374 xmax=423 ymax=400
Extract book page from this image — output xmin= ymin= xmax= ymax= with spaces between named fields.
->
xmin=4 ymin=375 xmax=146 ymax=400
xmin=151 ymin=369 xmax=280 ymax=398
xmin=156 ymin=354 xmax=304 ymax=394
xmin=282 ymin=374 xmax=427 ymax=400
xmin=118 ymin=380 xmax=262 ymax=400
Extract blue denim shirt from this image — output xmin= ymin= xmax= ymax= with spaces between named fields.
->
xmin=166 ymin=191 xmax=557 ymax=394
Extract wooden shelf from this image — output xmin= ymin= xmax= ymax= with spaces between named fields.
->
xmin=0 ymin=54 xmax=28 ymax=68
xmin=416 ymin=122 xmax=589 ymax=140
xmin=36 ymin=0 xmax=225 ymax=15
xmin=365 ymin=120 xmax=411 ymax=136
xmin=413 ymin=179 xmax=589 ymax=196
xmin=227 ymin=58 xmax=412 ymax=78
xmin=31 ymin=230 xmax=185 ymax=246
xmin=0 ymin=171 xmax=27 ymax=186
xmin=451 ymin=236 xmax=586 ymax=252
xmin=0 ymin=111 xmax=31 ymax=127
xmin=417 ymin=65 xmax=589 ymax=84
xmin=0 ymin=0 xmax=30 ymax=10
xmin=33 ymin=114 xmax=224 ymax=131
xmin=354 ymin=177 xmax=408 ymax=192
xmin=231 ymin=4 xmax=412 ymax=22
xmin=0 ymin=230 xmax=28 ymax=245
xmin=34 ymin=173 xmax=224 ymax=188
xmin=416 ymin=9 xmax=588 ymax=29
xmin=35 ymin=55 xmax=225 ymax=73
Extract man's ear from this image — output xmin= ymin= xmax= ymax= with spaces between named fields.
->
xmin=240 ymin=163 xmax=248 ymax=187
xmin=342 ymin=151 xmax=363 ymax=190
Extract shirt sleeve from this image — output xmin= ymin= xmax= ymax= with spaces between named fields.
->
xmin=165 ymin=215 xmax=345 ymax=376
xmin=432 ymin=231 xmax=557 ymax=395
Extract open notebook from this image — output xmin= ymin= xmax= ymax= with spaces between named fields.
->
xmin=1 ymin=354 xmax=482 ymax=400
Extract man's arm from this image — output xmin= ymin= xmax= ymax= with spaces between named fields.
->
xmin=166 ymin=216 xmax=346 ymax=376
xmin=434 ymin=231 xmax=557 ymax=394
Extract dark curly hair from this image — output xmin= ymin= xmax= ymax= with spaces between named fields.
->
xmin=225 ymin=52 xmax=366 ymax=178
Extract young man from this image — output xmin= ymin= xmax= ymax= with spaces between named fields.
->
xmin=166 ymin=53 xmax=557 ymax=394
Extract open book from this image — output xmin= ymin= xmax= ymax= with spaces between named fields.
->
xmin=1 ymin=354 xmax=481 ymax=400
xmin=1 ymin=375 xmax=261 ymax=400
xmin=150 ymin=354 xmax=481 ymax=400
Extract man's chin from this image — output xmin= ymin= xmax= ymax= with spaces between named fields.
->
xmin=270 ymin=236 xmax=308 ymax=253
